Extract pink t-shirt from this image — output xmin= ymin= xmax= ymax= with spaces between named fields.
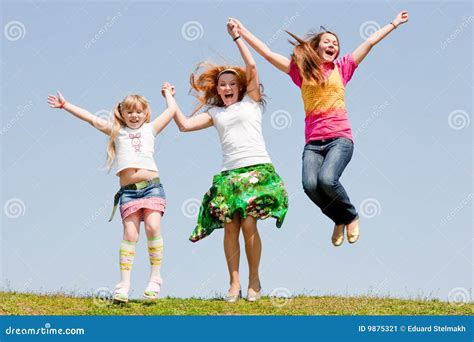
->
xmin=288 ymin=54 xmax=357 ymax=143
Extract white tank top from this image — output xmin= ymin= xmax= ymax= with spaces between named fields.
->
xmin=114 ymin=122 xmax=159 ymax=175
xmin=208 ymin=95 xmax=271 ymax=171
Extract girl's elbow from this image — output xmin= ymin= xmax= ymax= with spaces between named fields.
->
xmin=263 ymin=54 xmax=273 ymax=63
xmin=247 ymin=62 xmax=257 ymax=69
xmin=365 ymin=39 xmax=376 ymax=48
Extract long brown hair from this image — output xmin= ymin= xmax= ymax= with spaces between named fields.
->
xmin=107 ymin=94 xmax=151 ymax=170
xmin=189 ymin=62 xmax=264 ymax=114
xmin=286 ymin=30 xmax=340 ymax=85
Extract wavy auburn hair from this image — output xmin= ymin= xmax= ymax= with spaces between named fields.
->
xmin=189 ymin=62 xmax=264 ymax=114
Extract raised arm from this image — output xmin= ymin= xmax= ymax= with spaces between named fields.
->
xmin=352 ymin=10 xmax=409 ymax=66
xmin=166 ymin=83 xmax=213 ymax=132
xmin=47 ymin=91 xmax=111 ymax=135
xmin=229 ymin=18 xmax=291 ymax=74
xmin=152 ymin=83 xmax=178 ymax=135
xmin=227 ymin=19 xmax=260 ymax=101
xmin=174 ymin=105 xmax=213 ymax=132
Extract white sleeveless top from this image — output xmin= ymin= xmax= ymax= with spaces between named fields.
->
xmin=208 ymin=95 xmax=271 ymax=171
xmin=113 ymin=123 xmax=158 ymax=175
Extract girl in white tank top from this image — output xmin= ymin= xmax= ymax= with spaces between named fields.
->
xmin=171 ymin=19 xmax=289 ymax=303
xmin=48 ymin=84 xmax=177 ymax=303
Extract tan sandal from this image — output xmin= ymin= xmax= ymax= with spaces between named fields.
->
xmin=225 ymin=289 xmax=242 ymax=303
xmin=331 ymin=224 xmax=345 ymax=247
xmin=246 ymin=288 xmax=262 ymax=302
xmin=347 ymin=219 xmax=360 ymax=244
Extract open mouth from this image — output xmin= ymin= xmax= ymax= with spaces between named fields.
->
xmin=325 ymin=49 xmax=335 ymax=57
xmin=224 ymin=93 xmax=234 ymax=100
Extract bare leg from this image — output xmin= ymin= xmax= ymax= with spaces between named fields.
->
xmin=143 ymin=209 xmax=162 ymax=239
xmin=224 ymin=213 xmax=241 ymax=295
xmin=122 ymin=211 xmax=141 ymax=242
xmin=241 ymin=215 xmax=261 ymax=294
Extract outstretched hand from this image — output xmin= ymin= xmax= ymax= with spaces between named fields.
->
xmin=47 ymin=91 xmax=66 ymax=108
xmin=393 ymin=10 xmax=409 ymax=27
xmin=161 ymin=82 xmax=175 ymax=97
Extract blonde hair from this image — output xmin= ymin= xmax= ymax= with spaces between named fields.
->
xmin=106 ymin=94 xmax=151 ymax=170
xmin=189 ymin=62 xmax=264 ymax=114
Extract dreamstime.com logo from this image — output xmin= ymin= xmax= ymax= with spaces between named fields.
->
xmin=448 ymin=110 xmax=470 ymax=130
xmin=4 ymin=323 xmax=85 ymax=336
xmin=359 ymin=20 xmax=380 ymax=40
xmin=92 ymin=287 xmax=113 ymax=307
xmin=181 ymin=198 xmax=201 ymax=218
xmin=181 ymin=21 xmax=204 ymax=41
xmin=359 ymin=198 xmax=381 ymax=219
xmin=447 ymin=287 xmax=471 ymax=306
xmin=4 ymin=20 xmax=26 ymax=41
xmin=3 ymin=198 xmax=26 ymax=218
xmin=93 ymin=109 xmax=113 ymax=131
xmin=270 ymin=110 xmax=292 ymax=130
xmin=270 ymin=287 xmax=293 ymax=308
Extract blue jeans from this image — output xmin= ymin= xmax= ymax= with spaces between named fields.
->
xmin=302 ymin=137 xmax=358 ymax=225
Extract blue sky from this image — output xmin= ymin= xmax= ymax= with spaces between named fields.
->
xmin=1 ymin=0 xmax=472 ymax=304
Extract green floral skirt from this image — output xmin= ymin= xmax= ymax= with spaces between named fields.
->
xmin=189 ymin=163 xmax=288 ymax=242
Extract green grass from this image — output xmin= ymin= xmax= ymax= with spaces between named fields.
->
xmin=1 ymin=291 xmax=473 ymax=315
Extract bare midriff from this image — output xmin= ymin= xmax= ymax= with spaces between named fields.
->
xmin=118 ymin=168 xmax=159 ymax=187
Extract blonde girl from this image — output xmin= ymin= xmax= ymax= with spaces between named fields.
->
xmin=47 ymin=84 xmax=177 ymax=302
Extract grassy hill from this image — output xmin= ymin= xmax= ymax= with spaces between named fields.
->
xmin=1 ymin=291 xmax=472 ymax=315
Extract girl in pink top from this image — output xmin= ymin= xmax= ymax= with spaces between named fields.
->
xmin=229 ymin=11 xmax=408 ymax=246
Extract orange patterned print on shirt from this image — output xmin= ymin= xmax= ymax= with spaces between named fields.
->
xmin=288 ymin=54 xmax=357 ymax=143
xmin=301 ymin=66 xmax=346 ymax=116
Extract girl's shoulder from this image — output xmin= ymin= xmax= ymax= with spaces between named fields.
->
xmin=334 ymin=54 xmax=358 ymax=86
xmin=288 ymin=59 xmax=303 ymax=87
xmin=335 ymin=53 xmax=356 ymax=70
xmin=207 ymin=105 xmax=220 ymax=117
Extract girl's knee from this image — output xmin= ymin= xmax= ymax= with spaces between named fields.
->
xmin=144 ymin=222 xmax=161 ymax=236
xmin=242 ymin=226 xmax=259 ymax=242
xmin=144 ymin=211 xmax=162 ymax=236
xmin=318 ymin=174 xmax=337 ymax=191
xmin=302 ymin=177 xmax=318 ymax=195
xmin=123 ymin=231 xmax=139 ymax=242
xmin=224 ymin=225 xmax=240 ymax=238
xmin=241 ymin=218 xmax=257 ymax=233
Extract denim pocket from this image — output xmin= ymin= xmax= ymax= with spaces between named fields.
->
xmin=336 ymin=137 xmax=354 ymax=146
xmin=143 ymin=183 xmax=166 ymax=200
xmin=119 ymin=190 xmax=138 ymax=206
